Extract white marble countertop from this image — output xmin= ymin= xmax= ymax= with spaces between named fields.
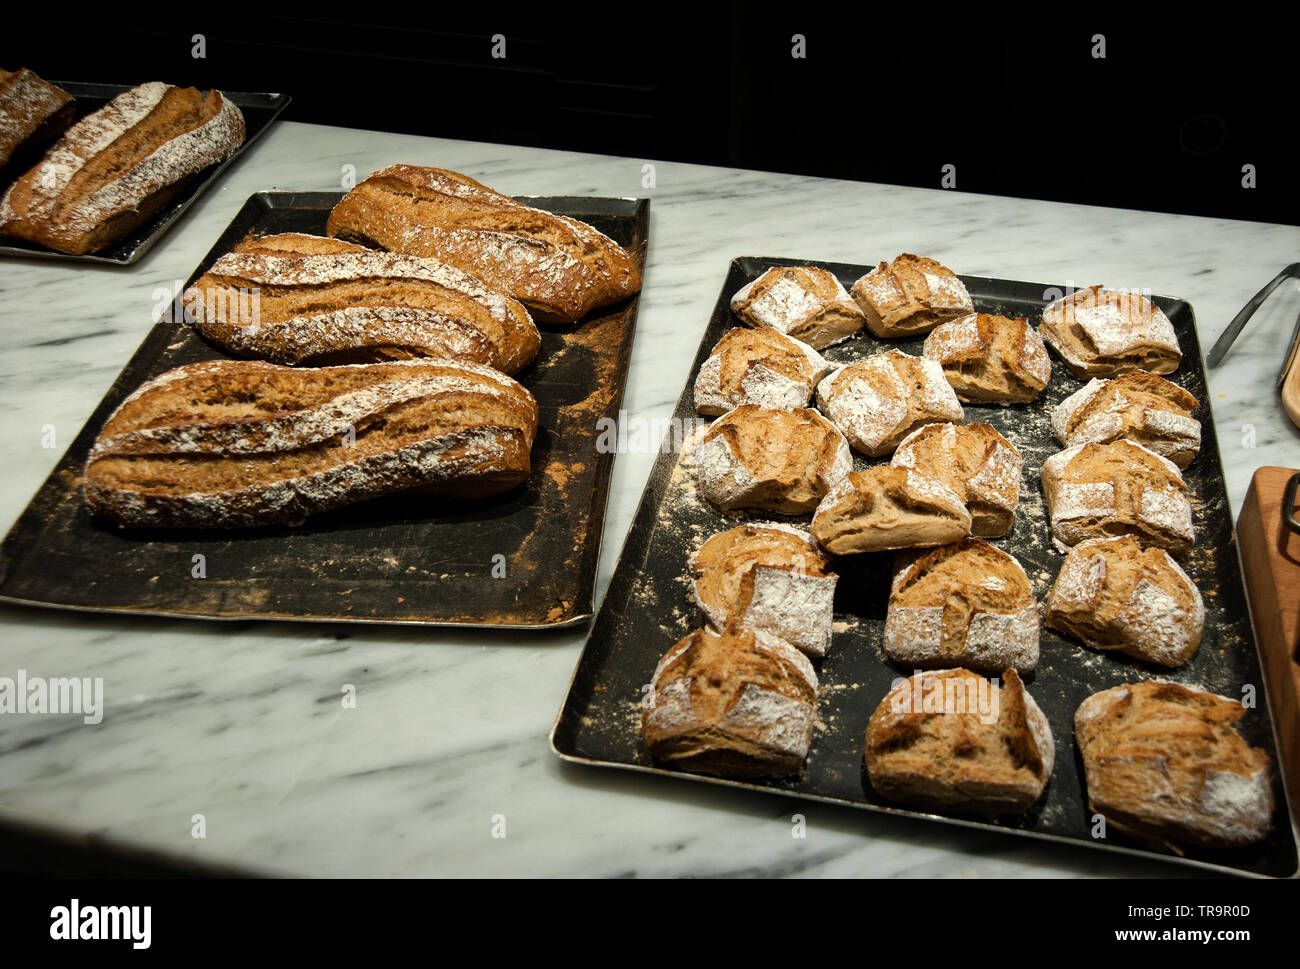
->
xmin=1 ymin=120 xmax=1297 ymax=877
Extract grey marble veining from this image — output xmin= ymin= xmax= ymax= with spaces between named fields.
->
xmin=0 ymin=121 xmax=1296 ymax=877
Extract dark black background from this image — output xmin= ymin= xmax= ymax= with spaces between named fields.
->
xmin=6 ymin=4 xmax=1292 ymax=225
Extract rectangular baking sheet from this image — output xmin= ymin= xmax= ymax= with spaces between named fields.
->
xmin=0 ymin=190 xmax=649 ymax=628
xmin=551 ymin=255 xmax=1299 ymax=877
xmin=0 ymin=83 xmax=291 ymax=265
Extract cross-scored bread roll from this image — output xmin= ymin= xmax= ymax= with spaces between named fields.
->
xmin=185 ymin=232 xmax=541 ymax=374
xmin=693 ymin=327 xmax=829 ymax=416
xmin=885 ymin=539 xmax=1040 ymax=674
xmin=325 ymin=164 xmax=642 ymax=323
xmin=850 ymin=253 xmax=974 ymax=338
xmin=865 ymin=668 xmax=1054 ymax=815
xmin=642 ymin=623 xmax=819 ymax=778
xmin=690 ymin=523 xmax=837 ymax=658
xmin=1051 ymin=370 xmax=1200 ymax=468
xmin=84 ymin=358 xmax=539 ymax=529
xmin=810 ymin=466 xmax=971 ymax=555
xmin=922 ymin=312 xmax=1052 ymax=404
xmin=729 ymin=266 xmax=865 ymax=349
xmin=816 ymin=350 xmax=963 ymax=457
xmin=1075 ymin=681 xmax=1273 ymax=852
xmin=1041 ymin=440 xmax=1194 ymax=554
xmin=891 ymin=422 xmax=1023 ymax=537
xmin=1046 ymin=536 xmax=1204 ymax=668
xmin=1039 ymin=285 xmax=1180 ymax=378
xmin=695 ymin=405 xmax=851 ymax=514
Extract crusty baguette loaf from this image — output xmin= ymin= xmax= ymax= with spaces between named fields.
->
xmin=84 ymin=358 xmax=538 ymax=529
xmin=0 ymin=68 xmax=76 ymax=175
xmin=184 ymin=232 xmax=541 ymax=374
xmin=0 ymin=82 xmax=244 ymax=254
xmin=325 ymin=164 xmax=641 ymax=323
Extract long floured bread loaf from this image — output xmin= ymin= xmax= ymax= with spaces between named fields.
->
xmin=0 ymin=82 xmax=245 ymax=254
xmin=325 ymin=164 xmax=641 ymax=323
xmin=84 ymin=358 xmax=539 ymax=529
xmin=184 ymin=232 xmax=541 ymax=374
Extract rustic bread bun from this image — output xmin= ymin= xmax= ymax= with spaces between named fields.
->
xmin=1046 ymin=535 xmax=1204 ymax=668
xmin=693 ymin=327 xmax=829 ymax=416
xmin=690 ymin=523 xmax=837 ymax=658
xmin=815 ymin=350 xmax=963 ymax=457
xmin=810 ymin=466 xmax=971 ymax=555
xmin=0 ymin=68 xmax=76 ymax=177
xmin=696 ymin=405 xmax=852 ymax=514
xmin=1039 ymin=285 xmax=1180 ymax=378
xmin=1075 ymin=681 xmax=1273 ymax=852
xmin=0 ymin=82 xmax=244 ymax=254
xmin=1051 ymin=370 xmax=1200 ymax=468
xmin=850 ymin=253 xmax=974 ymax=338
xmin=922 ymin=312 xmax=1052 ymax=404
xmin=185 ymin=232 xmax=541 ymax=374
xmin=865 ymin=668 xmax=1054 ymax=815
xmin=325 ymin=164 xmax=641 ymax=323
xmin=885 ymin=539 xmax=1039 ymax=674
xmin=642 ymin=623 xmax=819 ymax=778
xmin=729 ymin=266 xmax=865 ymax=349
xmin=1041 ymin=440 xmax=1194 ymax=554
xmin=891 ymin=422 xmax=1023 ymax=537
xmin=84 ymin=358 xmax=539 ymax=529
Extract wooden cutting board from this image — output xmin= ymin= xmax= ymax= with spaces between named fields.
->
xmin=1236 ymin=466 xmax=1300 ymax=829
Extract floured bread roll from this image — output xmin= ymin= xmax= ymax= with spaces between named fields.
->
xmin=885 ymin=539 xmax=1039 ymax=674
xmin=691 ymin=523 xmax=837 ymax=658
xmin=1051 ymin=370 xmax=1200 ymax=468
xmin=693 ymin=327 xmax=829 ymax=416
xmin=891 ymin=422 xmax=1023 ymax=537
xmin=1041 ymin=440 xmax=1194 ymax=554
xmin=642 ymin=623 xmax=819 ymax=778
xmin=730 ymin=266 xmax=865 ymax=349
xmin=810 ymin=466 xmax=971 ymax=554
xmin=850 ymin=253 xmax=974 ymax=338
xmin=1046 ymin=535 xmax=1204 ymax=668
xmin=816 ymin=350 xmax=963 ymax=457
xmin=1075 ymin=681 xmax=1273 ymax=851
xmin=696 ymin=405 xmax=852 ymax=514
xmin=1039 ymin=285 xmax=1180 ymax=378
xmin=922 ymin=313 xmax=1052 ymax=404
xmin=865 ymin=668 xmax=1054 ymax=815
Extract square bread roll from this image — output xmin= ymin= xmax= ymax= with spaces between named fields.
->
xmin=1039 ymin=285 xmax=1181 ymax=378
xmin=693 ymin=327 xmax=830 ymax=416
xmin=730 ymin=266 xmax=865 ymax=349
xmin=891 ymin=422 xmax=1023 ymax=538
xmin=1051 ymin=370 xmax=1200 ymax=468
xmin=922 ymin=312 xmax=1052 ymax=404
xmin=850 ymin=253 xmax=974 ymax=338
xmin=810 ymin=466 xmax=971 ymax=555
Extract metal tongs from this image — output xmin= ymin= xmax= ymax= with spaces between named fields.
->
xmin=1206 ymin=263 xmax=1300 ymax=387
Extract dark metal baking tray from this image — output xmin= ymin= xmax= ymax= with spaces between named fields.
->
xmin=0 ymin=190 xmax=649 ymax=628
xmin=551 ymin=255 xmax=1299 ymax=877
xmin=0 ymin=83 xmax=291 ymax=265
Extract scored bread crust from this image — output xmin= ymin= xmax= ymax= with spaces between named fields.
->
xmin=729 ymin=266 xmax=866 ymax=349
xmin=1046 ymin=535 xmax=1204 ymax=668
xmin=816 ymin=350 xmax=963 ymax=457
xmin=184 ymin=232 xmax=541 ymax=374
xmin=0 ymin=82 xmax=245 ymax=254
xmin=885 ymin=539 xmax=1040 ymax=674
xmin=693 ymin=327 xmax=829 ymax=416
xmin=642 ymin=623 xmax=819 ymax=778
xmin=1051 ymin=370 xmax=1200 ymax=468
xmin=1041 ymin=440 xmax=1194 ymax=554
xmin=0 ymin=67 xmax=76 ymax=170
xmin=849 ymin=253 xmax=973 ymax=338
xmin=84 ymin=357 xmax=539 ymax=529
xmin=810 ymin=466 xmax=972 ymax=555
xmin=695 ymin=404 xmax=852 ymax=514
xmin=690 ymin=523 xmax=838 ymax=658
xmin=891 ymin=422 xmax=1023 ymax=538
xmin=922 ymin=312 xmax=1052 ymax=404
xmin=864 ymin=668 xmax=1054 ymax=815
xmin=1074 ymin=681 xmax=1273 ymax=852
xmin=325 ymin=164 xmax=641 ymax=324
xmin=1039 ymin=285 xmax=1181 ymax=378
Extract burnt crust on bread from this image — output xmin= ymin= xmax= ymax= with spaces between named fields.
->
xmin=84 ymin=358 xmax=539 ymax=529
xmin=184 ymin=232 xmax=541 ymax=373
